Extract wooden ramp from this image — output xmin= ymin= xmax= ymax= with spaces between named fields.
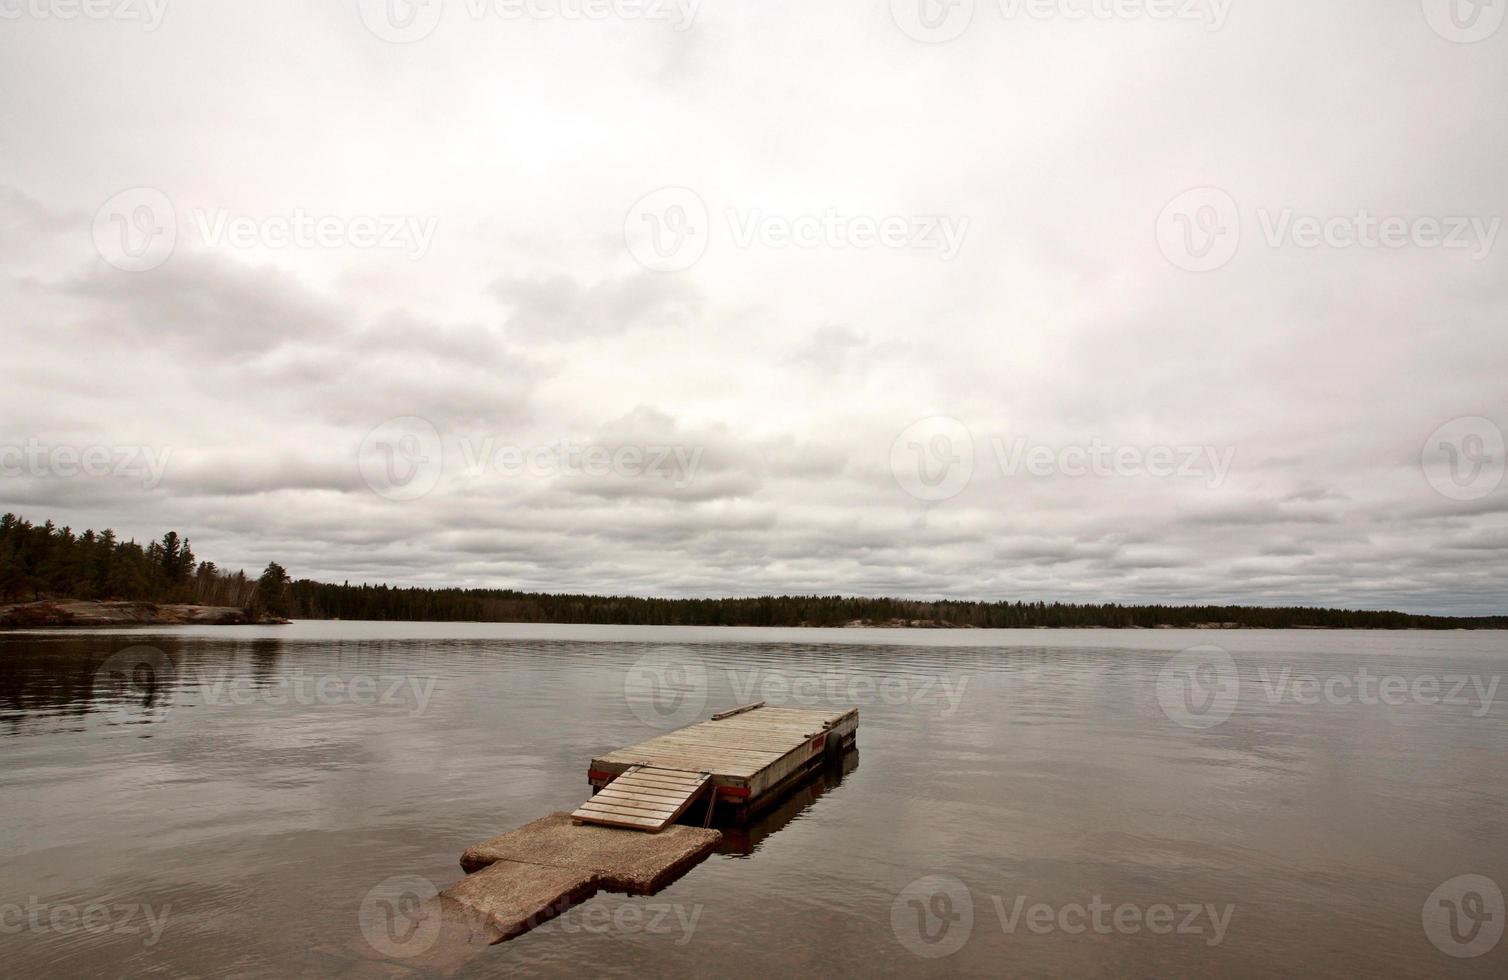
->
xmin=571 ymin=766 xmax=710 ymax=832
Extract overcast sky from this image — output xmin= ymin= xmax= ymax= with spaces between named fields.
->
xmin=2 ymin=1 xmax=1505 ymax=614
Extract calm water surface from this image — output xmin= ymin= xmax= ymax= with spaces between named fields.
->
xmin=1 ymin=623 xmax=1505 ymax=978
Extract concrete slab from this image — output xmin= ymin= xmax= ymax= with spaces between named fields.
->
xmin=461 ymin=811 xmax=721 ymax=893
xmin=438 ymin=859 xmax=599 ymax=943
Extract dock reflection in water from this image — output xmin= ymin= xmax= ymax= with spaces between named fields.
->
xmin=715 ymin=748 xmax=860 ymax=856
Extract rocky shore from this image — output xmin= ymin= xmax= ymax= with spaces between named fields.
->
xmin=0 ymin=600 xmax=289 ymax=630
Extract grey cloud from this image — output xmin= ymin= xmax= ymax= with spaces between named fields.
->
xmin=160 ymin=452 xmax=366 ymax=497
xmin=493 ymin=271 xmax=701 ymax=339
xmin=64 ymin=252 xmax=344 ymax=357
xmin=787 ymin=324 xmax=869 ymax=374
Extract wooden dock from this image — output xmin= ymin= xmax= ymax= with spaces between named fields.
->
xmin=442 ymin=703 xmax=859 ymax=947
xmin=584 ymin=704 xmax=859 ymax=827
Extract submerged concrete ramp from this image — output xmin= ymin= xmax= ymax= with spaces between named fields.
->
xmin=442 ymin=812 xmax=721 ymax=944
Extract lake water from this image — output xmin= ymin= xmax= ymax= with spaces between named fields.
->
xmin=1 ymin=623 xmax=1505 ymax=977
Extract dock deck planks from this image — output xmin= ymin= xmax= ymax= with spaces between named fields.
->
xmin=590 ymin=705 xmax=860 ymax=806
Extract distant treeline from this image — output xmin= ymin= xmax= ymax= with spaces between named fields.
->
xmin=3 ymin=514 xmax=1503 ymax=628
xmin=287 ymin=583 xmax=1508 ymax=630
xmin=0 ymin=514 xmax=289 ymax=616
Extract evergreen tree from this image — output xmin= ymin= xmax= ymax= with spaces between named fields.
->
xmin=249 ymin=562 xmax=290 ymax=619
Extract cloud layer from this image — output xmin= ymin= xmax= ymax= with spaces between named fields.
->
xmin=2 ymin=2 xmax=1505 ymax=614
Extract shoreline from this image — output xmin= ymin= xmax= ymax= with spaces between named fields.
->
xmin=0 ymin=603 xmax=1499 ymax=633
xmin=0 ymin=600 xmax=290 ymax=630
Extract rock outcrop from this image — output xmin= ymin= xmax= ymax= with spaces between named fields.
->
xmin=0 ymin=600 xmax=289 ymax=629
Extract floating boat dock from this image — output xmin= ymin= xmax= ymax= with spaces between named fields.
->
xmin=583 ymin=703 xmax=860 ymax=827
xmin=431 ymin=703 xmax=860 ymax=948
